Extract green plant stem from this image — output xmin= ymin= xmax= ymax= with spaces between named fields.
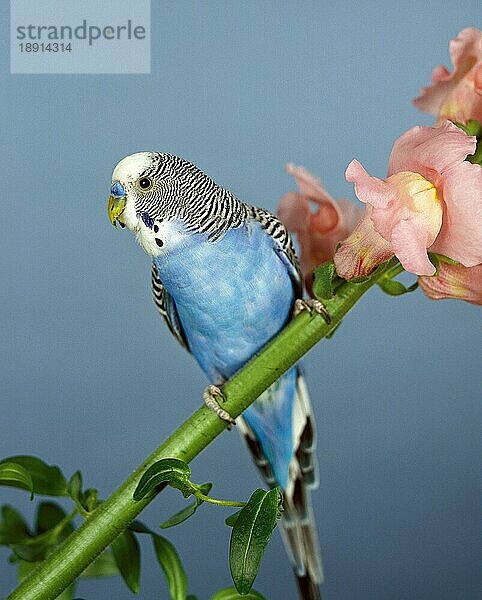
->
xmin=194 ymin=492 xmax=246 ymax=508
xmin=8 ymin=259 xmax=398 ymax=600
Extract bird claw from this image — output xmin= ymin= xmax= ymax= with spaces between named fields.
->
xmin=203 ymin=385 xmax=236 ymax=429
xmin=294 ymin=298 xmax=331 ymax=324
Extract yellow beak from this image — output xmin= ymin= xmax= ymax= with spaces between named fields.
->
xmin=108 ymin=195 xmax=127 ymax=228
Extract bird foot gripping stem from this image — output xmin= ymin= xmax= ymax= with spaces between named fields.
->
xmin=203 ymin=385 xmax=236 ymax=429
xmin=294 ymin=299 xmax=331 ymax=324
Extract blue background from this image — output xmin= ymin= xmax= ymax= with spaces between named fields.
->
xmin=1 ymin=2 xmax=481 ymax=599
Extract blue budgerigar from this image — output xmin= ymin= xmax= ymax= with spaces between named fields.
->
xmin=108 ymin=152 xmax=324 ymax=599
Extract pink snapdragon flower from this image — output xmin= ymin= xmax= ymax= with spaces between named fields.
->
xmin=419 ymin=262 xmax=482 ymax=305
xmin=413 ymin=27 xmax=482 ymax=124
xmin=334 ymin=121 xmax=481 ymax=279
xmin=277 ymin=163 xmax=362 ymax=290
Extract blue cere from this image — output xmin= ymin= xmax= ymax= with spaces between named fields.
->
xmin=110 ymin=181 xmax=125 ymax=198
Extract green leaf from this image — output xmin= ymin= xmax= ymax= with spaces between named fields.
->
xmin=210 ymin=587 xmax=266 ymax=600
xmin=129 ymin=519 xmax=156 ymax=535
xmin=35 ymin=502 xmax=69 ymax=535
xmin=0 ymin=462 xmax=34 ymax=498
xmin=429 ymin=252 xmax=441 ymax=275
xmin=378 ymin=278 xmax=418 ymax=296
xmin=133 ymin=458 xmax=193 ymax=501
xmin=460 ymin=119 xmax=482 ymax=165
xmin=67 ymin=471 xmax=82 ymax=504
xmin=81 ymin=549 xmax=119 ymax=578
xmin=81 ymin=488 xmax=99 ymax=512
xmin=153 ymin=534 xmax=188 ymax=600
xmin=312 ymin=261 xmax=336 ymax=300
xmin=10 ymin=528 xmax=58 ymax=562
xmin=111 ymin=530 xmax=141 ymax=593
xmin=129 ymin=516 xmax=192 ymax=597
xmin=194 ymin=481 xmax=212 ymax=496
xmin=0 ymin=506 xmax=31 ymax=545
xmin=0 ymin=456 xmax=67 ymax=496
xmin=224 ymin=509 xmax=241 ymax=528
xmin=67 ymin=472 xmax=98 ymax=513
xmin=161 ymin=482 xmax=212 ymax=529
xmin=467 ymin=140 xmax=482 ymax=165
xmin=229 ymin=488 xmax=283 ymax=595
xmin=10 ymin=505 xmax=74 ymax=562
xmin=160 ymin=502 xmax=198 ymax=529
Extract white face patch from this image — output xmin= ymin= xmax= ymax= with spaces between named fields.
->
xmin=111 ymin=151 xmax=194 ymax=258
xmin=134 ymin=218 xmax=192 ymax=258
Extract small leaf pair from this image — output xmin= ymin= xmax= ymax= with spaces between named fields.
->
xmin=134 ymin=458 xmax=217 ymax=528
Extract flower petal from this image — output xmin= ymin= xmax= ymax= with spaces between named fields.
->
xmin=413 ymin=69 xmax=454 ymax=115
xmin=286 ymin=163 xmax=339 ymax=207
xmin=310 ymin=201 xmax=341 ymax=233
xmin=388 ymin=121 xmax=476 ymax=177
xmin=284 ymin=163 xmax=343 ymax=230
xmin=448 ymin=27 xmax=482 ymax=72
xmin=390 ymin=219 xmax=436 ymax=275
xmin=345 ymin=160 xmax=391 ymax=208
xmin=474 ymin=62 xmax=482 ymax=94
xmin=308 ymin=199 xmax=364 ymax=265
xmin=413 ymin=28 xmax=482 ymax=121
xmin=430 ymin=160 xmax=482 ymax=266
xmin=439 ymin=73 xmax=482 ymax=123
xmin=370 ymin=171 xmax=443 ymax=250
xmin=277 ymin=192 xmax=312 ymax=234
xmin=419 ymin=262 xmax=482 ymax=304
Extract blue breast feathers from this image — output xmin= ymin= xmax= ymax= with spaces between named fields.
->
xmin=153 ymin=218 xmax=295 ymax=382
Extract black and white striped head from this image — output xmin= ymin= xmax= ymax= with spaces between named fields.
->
xmin=108 ymin=151 xmax=245 ymax=256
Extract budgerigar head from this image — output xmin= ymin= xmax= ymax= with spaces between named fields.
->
xmin=108 ymin=151 xmax=247 ymax=256
xmin=108 ymin=151 xmax=218 ymax=256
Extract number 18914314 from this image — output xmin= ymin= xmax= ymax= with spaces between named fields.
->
xmin=18 ymin=42 xmax=72 ymax=53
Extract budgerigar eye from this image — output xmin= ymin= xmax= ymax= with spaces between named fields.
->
xmin=137 ymin=176 xmax=153 ymax=191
